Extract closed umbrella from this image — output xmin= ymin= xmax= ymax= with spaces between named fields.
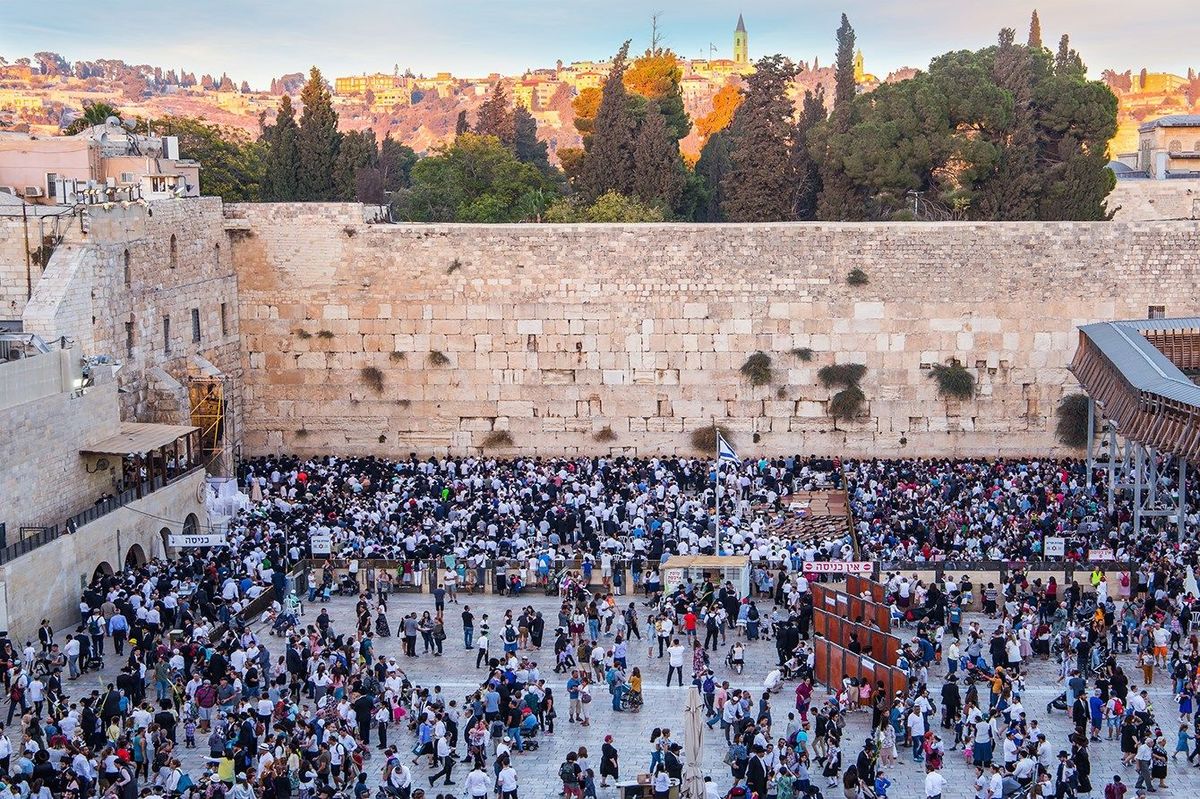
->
xmin=682 ymin=685 xmax=706 ymax=799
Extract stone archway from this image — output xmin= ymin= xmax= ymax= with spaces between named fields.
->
xmin=183 ymin=514 xmax=199 ymax=536
xmin=160 ymin=526 xmax=172 ymax=556
xmin=92 ymin=561 xmax=114 ymax=583
xmin=125 ymin=544 xmax=147 ymax=568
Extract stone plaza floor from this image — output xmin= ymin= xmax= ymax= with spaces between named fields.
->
xmin=29 ymin=588 xmax=1200 ymax=798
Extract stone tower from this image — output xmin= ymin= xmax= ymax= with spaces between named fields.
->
xmin=733 ymin=14 xmax=748 ymax=65
xmin=854 ymin=49 xmax=865 ymax=82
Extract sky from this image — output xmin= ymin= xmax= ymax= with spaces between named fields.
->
xmin=2 ymin=0 xmax=1195 ymax=88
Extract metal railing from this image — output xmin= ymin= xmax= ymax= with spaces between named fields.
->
xmin=0 ymin=466 xmax=203 ymax=566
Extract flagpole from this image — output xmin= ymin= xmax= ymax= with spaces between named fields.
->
xmin=713 ymin=418 xmax=720 ymax=556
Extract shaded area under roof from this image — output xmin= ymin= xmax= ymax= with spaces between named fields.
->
xmin=82 ymin=421 xmax=199 ymax=455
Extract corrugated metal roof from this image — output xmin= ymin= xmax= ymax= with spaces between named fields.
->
xmin=1078 ymin=318 xmax=1200 ymax=406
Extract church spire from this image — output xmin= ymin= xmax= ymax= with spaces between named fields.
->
xmin=736 ymin=13 xmax=746 ymax=32
xmin=733 ymin=14 xmax=748 ymax=65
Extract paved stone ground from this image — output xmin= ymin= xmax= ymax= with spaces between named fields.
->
xmin=29 ymin=590 xmax=1200 ymax=798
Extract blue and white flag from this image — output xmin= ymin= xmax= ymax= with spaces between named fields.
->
xmin=717 ymin=433 xmax=739 ymax=463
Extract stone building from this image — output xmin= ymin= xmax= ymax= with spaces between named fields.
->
xmin=1136 ymin=115 xmax=1200 ymax=178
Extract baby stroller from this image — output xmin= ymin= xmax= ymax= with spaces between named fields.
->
xmin=1045 ymin=691 xmax=1068 ymax=713
xmin=270 ymin=607 xmax=299 ymax=636
xmin=337 ymin=574 xmax=360 ymax=596
xmin=619 ymin=689 xmax=644 ymax=712
xmin=725 ymin=644 xmax=745 ymax=675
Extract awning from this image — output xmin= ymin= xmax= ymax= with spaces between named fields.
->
xmin=81 ymin=422 xmax=198 ymax=455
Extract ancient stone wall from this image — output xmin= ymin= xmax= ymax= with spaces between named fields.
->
xmin=229 ymin=203 xmax=1200 ymax=458
xmin=1109 ymin=179 xmax=1200 ymax=221
xmin=22 ymin=198 xmax=243 ymax=443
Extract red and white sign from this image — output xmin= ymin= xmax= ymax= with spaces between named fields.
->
xmin=1089 ymin=548 xmax=1114 ymax=561
xmin=803 ymin=561 xmax=873 ymax=575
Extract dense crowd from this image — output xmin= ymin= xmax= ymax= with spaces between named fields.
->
xmin=0 ymin=452 xmax=1197 ymax=799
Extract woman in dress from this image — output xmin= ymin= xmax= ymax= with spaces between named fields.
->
xmin=374 ymin=606 xmax=391 ymax=638
xmin=599 ymin=735 xmax=619 ymax=788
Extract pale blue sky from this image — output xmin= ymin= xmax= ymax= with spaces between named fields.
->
xmin=2 ymin=1 xmax=1193 ymax=88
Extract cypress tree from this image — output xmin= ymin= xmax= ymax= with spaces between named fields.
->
xmin=721 ymin=55 xmax=798 ymax=222
xmin=474 ymin=83 xmax=514 ymax=146
xmin=1027 ymin=10 xmax=1043 ymax=48
xmin=694 ymin=131 xmax=732 ymax=221
xmin=379 ymin=134 xmax=417 ymax=192
xmin=632 ymin=101 xmax=684 ymax=211
xmin=297 ymin=66 xmax=340 ymax=201
xmin=332 ymin=129 xmax=378 ymax=201
xmin=816 ymin=16 xmax=866 ymax=220
xmin=973 ymin=27 xmax=1041 ymax=220
xmin=834 ymin=14 xmax=857 ymax=114
xmin=793 ymin=88 xmax=826 ymax=220
xmin=512 ymin=105 xmax=550 ymax=172
xmin=1054 ymin=34 xmax=1085 ymax=77
xmin=263 ymin=94 xmax=300 ymax=201
xmin=578 ymin=41 xmax=638 ymax=201
xmin=455 ymin=110 xmax=469 ymax=136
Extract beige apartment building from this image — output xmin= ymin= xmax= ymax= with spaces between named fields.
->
xmin=1135 ymin=115 xmax=1200 ymax=178
xmin=0 ymin=120 xmax=200 ymax=203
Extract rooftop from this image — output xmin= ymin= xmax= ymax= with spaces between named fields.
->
xmin=1138 ymin=114 xmax=1200 ymax=133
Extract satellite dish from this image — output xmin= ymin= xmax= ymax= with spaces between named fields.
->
xmin=104 ymin=115 xmax=121 ymax=127
xmin=96 ymin=457 xmax=111 ymax=471
xmin=123 ymin=118 xmax=137 ymax=130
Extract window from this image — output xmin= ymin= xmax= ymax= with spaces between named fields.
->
xmin=220 ymin=302 xmax=228 ymax=336
xmin=46 ymin=173 xmax=57 ymax=199
xmin=169 ymin=235 xmax=177 ymax=269
xmin=123 ymin=250 xmax=131 ymax=286
xmin=1148 ymin=305 xmax=1166 ymax=320
xmin=191 ymin=308 xmax=201 ymax=343
xmin=162 ymin=316 xmax=171 ymax=354
xmin=125 ymin=320 xmax=134 ymax=356
xmin=119 ymin=171 xmax=137 ymax=184
xmin=214 ymin=242 xmax=221 ymax=268
xmin=1169 ymin=140 xmax=1182 ymax=153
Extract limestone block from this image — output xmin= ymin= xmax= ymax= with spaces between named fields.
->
xmin=683 ymin=302 xmax=708 ymax=319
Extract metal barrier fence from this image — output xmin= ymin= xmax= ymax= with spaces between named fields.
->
xmin=811 ymin=636 xmax=908 ymax=700
xmin=811 ymin=583 xmax=891 ymax=632
xmin=812 ymin=606 xmax=901 ymax=667
xmin=846 ymin=574 xmax=886 ymax=603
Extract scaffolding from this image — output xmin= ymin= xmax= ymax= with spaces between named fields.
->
xmin=188 ymin=375 xmax=231 ymax=476
xmin=1086 ymin=412 xmax=1187 ymax=538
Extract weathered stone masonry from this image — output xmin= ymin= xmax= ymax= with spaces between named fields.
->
xmin=228 ymin=203 xmax=1200 ymax=459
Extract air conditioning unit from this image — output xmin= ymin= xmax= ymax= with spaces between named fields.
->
xmin=0 ymin=186 xmax=16 ymax=196
xmin=23 ymin=187 xmax=43 ymax=198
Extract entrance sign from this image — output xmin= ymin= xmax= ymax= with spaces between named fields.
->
xmin=1044 ymin=537 xmax=1066 ymax=557
xmin=310 ymin=534 xmax=333 ymax=556
xmin=803 ymin=561 xmax=872 ymax=575
xmin=168 ymin=534 xmax=227 ymax=548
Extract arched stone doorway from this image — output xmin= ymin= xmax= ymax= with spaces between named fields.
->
xmin=183 ymin=514 xmax=199 ymax=536
xmin=160 ymin=526 xmax=172 ymax=556
xmin=91 ymin=561 xmax=114 ymax=584
xmin=125 ymin=544 xmax=147 ymax=568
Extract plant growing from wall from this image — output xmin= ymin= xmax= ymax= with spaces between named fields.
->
xmin=739 ymin=351 xmax=773 ymax=386
xmin=817 ymin=363 xmax=867 ymax=389
xmin=295 ymin=329 xmax=312 ymax=340
xmin=316 ymin=330 xmax=335 ymax=340
xmin=829 ymin=385 xmax=866 ymax=420
xmin=1056 ymin=393 xmax=1093 ymax=448
xmin=295 ymin=428 xmax=310 ymax=438
xmin=389 ymin=351 xmax=406 ymax=363
xmin=343 ymin=226 xmax=357 ymax=237
xmin=378 ymin=434 xmax=387 ymax=443
xmin=482 ymin=430 xmax=514 ymax=448
xmin=447 ymin=258 xmax=463 ymax=274
xmin=594 ymin=426 xmax=618 ymax=442
xmin=361 ymin=366 xmax=384 ymax=393
xmin=691 ymin=425 xmax=733 ymax=453
xmin=428 ymin=350 xmax=450 ymax=366
xmin=929 ymin=358 xmax=975 ymax=400
xmin=395 ymin=399 xmax=411 ymax=408
xmin=847 ymin=267 xmax=869 ymax=286
xmin=790 ymin=347 xmax=814 ymax=362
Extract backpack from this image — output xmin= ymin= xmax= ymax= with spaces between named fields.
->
xmin=559 ymin=762 xmax=577 ymax=784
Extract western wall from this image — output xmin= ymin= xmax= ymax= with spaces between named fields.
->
xmin=228 ymin=203 xmax=1200 ymax=459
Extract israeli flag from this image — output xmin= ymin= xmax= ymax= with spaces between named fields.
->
xmin=717 ymin=433 xmax=739 ymax=463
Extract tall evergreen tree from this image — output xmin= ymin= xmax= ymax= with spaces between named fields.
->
xmin=455 ymin=110 xmax=469 ymax=136
xmin=1027 ymin=10 xmax=1043 ymax=48
xmin=512 ymin=105 xmax=551 ymax=172
xmin=792 ymin=88 xmax=826 ymax=220
xmin=578 ymin=41 xmax=638 ymax=202
xmin=721 ymin=55 xmax=799 ymax=222
xmin=632 ymin=101 xmax=685 ymax=210
xmin=379 ymin=134 xmax=417 ymax=192
xmin=694 ymin=131 xmax=732 ymax=221
xmin=297 ymin=66 xmax=340 ymax=201
xmin=263 ymin=94 xmax=300 ymax=201
xmin=834 ymin=14 xmax=857 ymax=114
xmin=474 ymin=83 xmax=514 ymax=145
xmin=1054 ymin=34 xmax=1085 ymax=77
xmin=332 ymin=129 xmax=379 ymax=201
xmin=973 ymin=28 xmax=1041 ymax=220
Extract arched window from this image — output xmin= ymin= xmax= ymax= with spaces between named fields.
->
xmin=1169 ymin=139 xmax=1182 ymax=153
xmin=214 ymin=242 xmax=220 ymax=267
xmin=183 ymin=513 xmax=199 ymax=535
xmin=169 ymin=234 xmax=178 ymax=269
xmin=123 ymin=249 xmax=131 ymax=285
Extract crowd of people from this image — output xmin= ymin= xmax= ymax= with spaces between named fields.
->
xmin=0 ymin=452 xmax=1195 ymax=799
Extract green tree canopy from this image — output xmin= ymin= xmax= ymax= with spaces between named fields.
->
xmin=391 ymin=134 xmax=557 ymax=223
xmin=578 ymin=42 xmax=638 ymax=202
xmin=721 ymin=55 xmax=799 ymax=222
xmin=297 ymin=66 xmax=340 ymax=200
xmin=261 ymin=94 xmax=300 ymax=201
xmin=156 ymin=116 xmax=264 ymax=202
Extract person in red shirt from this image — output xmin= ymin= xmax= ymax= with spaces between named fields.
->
xmin=683 ymin=610 xmax=697 ymax=639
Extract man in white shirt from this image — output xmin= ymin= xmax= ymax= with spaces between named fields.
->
xmin=463 ymin=764 xmax=491 ymax=798
xmin=666 ymin=639 xmax=686 ymax=687
xmin=924 ymin=765 xmax=947 ymax=799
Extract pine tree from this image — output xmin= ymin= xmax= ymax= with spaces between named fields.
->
xmin=474 ymin=83 xmax=514 ymax=146
xmin=297 ymin=66 xmax=340 ymax=201
xmin=455 ymin=110 xmax=469 ymax=136
xmin=1027 ymin=10 xmax=1043 ymax=48
xmin=793 ymin=88 xmax=826 ymax=220
xmin=512 ymin=106 xmax=550 ymax=172
xmin=973 ymin=27 xmax=1041 ymax=220
xmin=332 ymin=129 xmax=379 ymax=201
xmin=578 ymin=41 xmax=638 ymax=202
xmin=263 ymin=94 xmax=300 ymax=201
xmin=632 ymin=101 xmax=685 ymax=210
xmin=721 ymin=55 xmax=799 ymax=222
xmin=834 ymin=14 xmax=857 ymax=114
